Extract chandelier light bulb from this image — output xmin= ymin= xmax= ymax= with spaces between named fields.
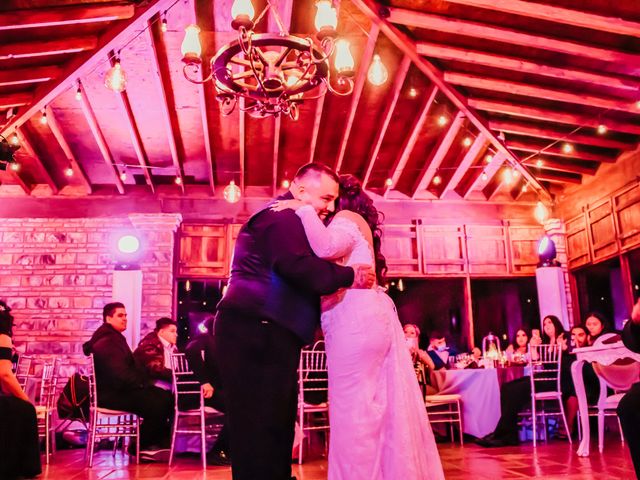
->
xmin=534 ymin=201 xmax=549 ymax=225
xmin=367 ymin=54 xmax=388 ymax=86
xmin=314 ymin=0 xmax=337 ymax=33
xmin=597 ymin=124 xmax=607 ymax=135
xmin=224 ymin=180 xmax=241 ymax=203
xmin=181 ymin=24 xmax=202 ymax=61
xmin=64 ymin=167 xmax=74 ymax=177
xmin=334 ymin=39 xmax=355 ymax=75
xmin=231 ymin=0 xmax=255 ymax=28
xmin=105 ymin=60 xmax=127 ymax=93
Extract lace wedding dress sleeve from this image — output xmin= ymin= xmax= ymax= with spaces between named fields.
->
xmin=295 ymin=205 xmax=359 ymax=260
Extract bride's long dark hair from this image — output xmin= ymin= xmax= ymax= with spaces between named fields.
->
xmin=335 ymin=174 xmax=387 ymax=284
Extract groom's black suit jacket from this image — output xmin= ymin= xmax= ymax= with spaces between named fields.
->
xmin=216 ymin=192 xmax=355 ymax=344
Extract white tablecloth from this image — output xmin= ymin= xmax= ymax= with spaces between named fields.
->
xmin=430 ymin=369 xmax=502 ymax=438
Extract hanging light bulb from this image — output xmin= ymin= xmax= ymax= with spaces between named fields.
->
xmin=40 ymin=110 xmax=47 ymax=125
xmin=512 ymin=168 xmax=519 ymax=178
xmin=437 ymin=115 xmax=448 ymax=126
xmin=597 ymin=124 xmax=607 ymax=135
xmin=174 ymin=176 xmax=182 ymax=185
xmin=181 ymin=25 xmax=202 ymax=63
xmin=367 ymin=54 xmax=388 ymax=86
xmin=10 ymin=162 xmax=20 ymax=172
xmin=432 ymin=175 xmax=442 ymax=185
xmin=185 ymin=279 xmax=191 ymax=292
xmin=485 ymin=154 xmax=493 ymax=163
xmin=534 ymin=201 xmax=549 ymax=225
xmin=536 ymin=158 xmax=543 ymax=168
xmin=223 ymin=180 xmax=241 ymax=203
xmin=481 ymin=171 xmax=488 ymax=181
xmin=231 ymin=0 xmax=255 ymax=29
xmin=64 ymin=167 xmax=74 ymax=177
xmin=503 ymin=168 xmax=513 ymax=184
xmin=75 ymin=86 xmax=82 ymax=101
xmin=562 ymin=142 xmax=573 ymax=154
xmin=105 ymin=59 xmax=127 ymax=92
xmin=334 ymin=39 xmax=355 ymax=76
xmin=161 ymin=17 xmax=168 ymax=33
xmin=385 ymin=178 xmax=393 ymax=187
xmin=120 ymin=171 xmax=127 ymax=182
xmin=408 ymin=87 xmax=418 ymax=98
xmin=314 ymin=0 xmax=337 ymax=35
xmin=10 ymin=134 xmax=19 ymax=146
xmin=521 ymin=183 xmax=528 ymax=193
xmin=281 ymin=179 xmax=290 ymax=189
xmin=462 ymin=136 xmax=472 ymax=147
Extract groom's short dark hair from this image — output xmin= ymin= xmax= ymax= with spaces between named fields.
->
xmin=294 ymin=163 xmax=339 ymax=183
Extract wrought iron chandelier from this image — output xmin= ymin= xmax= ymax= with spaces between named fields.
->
xmin=180 ymin=0 xmax=355 ymax=120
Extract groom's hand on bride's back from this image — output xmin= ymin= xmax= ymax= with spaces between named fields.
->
xmin=351 ymin=264 xmax=376 ymax=289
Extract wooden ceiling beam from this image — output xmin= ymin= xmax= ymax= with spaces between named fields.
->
xmin=387 ymin=7 xmax=640 ymax=72
xmin=489 ymin=120 xmax=634 ymax=150
xmin=506 ymin=140 xmax=615 ymax=163
xmin=0 ymin=3 xmax=135 ymax=31
xmin=1 ymin=0 xmax=176 ymax=139
xmin=0 ymin=37 xmax=98 ymax=60
xmin=363 ymin=55 xmax=411 ymax=189
xmin=440 ymin=133 xmax=486 ymax=197
xmin=0 ymin=66 xmax=61 ymax=87
xmin=0 ymin=93 xmax=32 ymax=109
xmin=109 ymin=55 xmax=154 ymax=193
xmin=411 ymin=111 xmax=465 ymax=198
xmin=383 ymin=85 xmax=438 ymax=198
xmin=148 ymin=19 xmax=185 ymax=194
xmin=335 ymin=24 xmax=380 ymax=172
xmin=351 ymin=0 xmax=552 ymax=202
xmin=416 ymin=42 xmax=640 ymax=93
xmin=469 ymin=98 xmax=640 ymax=136
xmin=536 ymin=170 xmax=582 ymax=184
xmin=463 ymin=152 xmax=505 ymax=199
xmin=445 ymin=72 xmax=640 ymax=113
xmin=444 ymin=0 xmax=640 ymax=38
xmin=77 ymin=81 xmax=124 ymax=194
xmin=272 ymin=115 xmax=281 ymax=196
xmin=308 ymin=95 xmax=325 ymax=164
xmin=16 ymin=126 xmax=58 ymax=194
xmin=523 ymin=157 xmax=598 ymax=176
xmin=45 ymin=105 xmax=92 ymax=193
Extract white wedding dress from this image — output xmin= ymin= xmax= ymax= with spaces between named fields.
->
xmin=295 ymin=205 xmax=445 ymax=480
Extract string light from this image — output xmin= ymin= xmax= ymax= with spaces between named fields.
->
xmin=536 ymin=159 xmax=543 ymax=168
xmin=281 ymin=179 xmax=290 ymax=188
xmin=223 ymin=180 xmax=241 ymax=203
xmin=522 ymin=184 xmax=528 ymax=193
xmin=385 ymin=178 xmax=393 ymax=187
xmin=408 ymin=88 xmax=418 ymax=98
xmin=485 ymin=154 xmax=493 ymax=164
xmin=512 ymin=168 xmax=519 ymax=178
xmin=10 ymin=162 xmax=20 ymax=172
xmin=503 ymin=168 xmax=513 ymax=184
xmin=39 ymin=110 xmax=47 ymax=125
xmin=562 ymin=143 xmax=574 ymax=154
xmin=437 ymin=115 xmax=448 ymax=127
xmin=10 ymin=134 xmax=19 ymax=146
xmin=105 ymin=58 xmax=127 ymax=92
xmin=462 ymin=137 xmax=472 ymax=147
xmin=481 ymin=172 xmax=488 ymax=181
xmin=119 ymin=171 xmax=127 ymax=181
xmin=75 ymin=86 xmax=82 ymax=101
xmin=432 ymin=175 xmax=442 ymax=185
xmin=367 ymin=54 xmax=388 ymax=86
xmin=174 ymin=176 xmax=182 ymax=185
xmin=161 ymin=16 xmax=168 ymax=33
xmin=64 ymin=167 xmax=74 ymax=177
xmin=597 ymin=124 xmax=607 ymax=135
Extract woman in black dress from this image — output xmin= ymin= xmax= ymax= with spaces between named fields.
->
xmin=0 ymin=300 xmax=41 ymax=478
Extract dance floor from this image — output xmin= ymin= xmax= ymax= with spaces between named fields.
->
xmin=40 ymin=437 xmax=634 ymax=480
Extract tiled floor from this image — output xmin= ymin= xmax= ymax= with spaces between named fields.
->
xmin=39 ymin=437 xmax=635 ymax=480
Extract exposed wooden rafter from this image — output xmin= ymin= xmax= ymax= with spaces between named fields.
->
xmin=0 ymin=66 xmax=61 ymax=87
xmin=148 ymin=18 xmax=185 ymax=193
xmin=412 ymin=111 xmax=465 ymax=198
xmin=387 ymin=7 xmax=640 ymax=72
xmin=523 ymin=157 xmax=598 ymax=176
xmin=0 ymin=37 xmax=98 ymax=60
xmin=335 ymin=24 xmax=380 ymax=172
xmin=0 ymin=3 xmax=135 ymax=31
xmin=363 ymin=55 xmax=411 ymax=189
xmin=45 ymin=106 xmax=92 ymax=193
xmin=0 ymin=93 xmax=32 ymax=109
xmin=384 ymin=85 xmax=438 ymax=198
xmin=16 ymin=127 xmax=58 ymax=194
xmin=352 ymin=0 xmax=552 ymax=202
xmin=444 ymin=0 xmax=640 ymax=38
xmin=77 ymin=82 xmax=125 ymax=194
xmin=506 ymin=140 xmax=615 ymax=163
xmin=536 ymin=170 xmax=582 ymax=184
xmin=445 ymin=72 xmax=640 ymax=113
xmin=463 ymin=152 xmax=505 ymax=199
xmin=440 ymin=133 xmax=486 ymax=197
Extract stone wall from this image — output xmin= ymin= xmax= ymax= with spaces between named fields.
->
xmin=0 ymin=214 xmax=181 ymax=354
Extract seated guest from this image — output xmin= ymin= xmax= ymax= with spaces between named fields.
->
xmin=184 ymin=319 xmax=231 ymax=465
xmin=618 ymin=297 xmax=640 ymax=479
xmin=134 ymin=318 xmax=178 ymax=391
xmin=403 ymin=324 xmax=437 ymax=394
xmin=83 ymin=302 xmax=173 ymax=457
xmin=0 ymin=301 xmax=41 ymax=479
xmin=505 ymin=328 xmax=529 ymax=364
xmin=585 ymin=311 xmax=613 ymax=345
xmin=426 ymin=331 xmax=449 ymax=370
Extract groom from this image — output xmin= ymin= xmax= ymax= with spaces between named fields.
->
xmin=213 ymin=163 xmax=376 ymax=480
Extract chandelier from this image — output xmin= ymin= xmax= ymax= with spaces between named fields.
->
xmin=180 ymin=0 xmax=356 ymax=120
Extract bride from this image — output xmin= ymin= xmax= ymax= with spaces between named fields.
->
xmin=272 ymin=174 xmax=445 ymax=480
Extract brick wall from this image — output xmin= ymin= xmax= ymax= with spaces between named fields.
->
xmin=0 ymin=214 xmax=182 ymax=354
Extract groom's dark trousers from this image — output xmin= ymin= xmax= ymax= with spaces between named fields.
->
xmin=213 ymin=192 xmax=354 ymax=480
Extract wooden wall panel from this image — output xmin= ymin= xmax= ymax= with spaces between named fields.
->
xmin=380 ymin=223 xmax=421 ymax=275
xmin=508 ymin=225 xmax=544 ymax=274
xmin=587 ymin=200 xmax=618 ymax=261
xmin=566 ymin=213 xmax=591 ymax=268
xmin=465 ymin=225 xmax=509 ymax=275
xmin=418 ymin=225 xmax=466 ymax=274
xmin=178 ymin=224 xmax=228 ymax=277
xmin=614 ymin=185 xmax=640 ymax=252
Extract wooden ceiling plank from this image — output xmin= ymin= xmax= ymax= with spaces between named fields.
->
xmin=445 ymin=72 xmax=640 ymax=113
xmin=15 ymin=126 xmax=58 ymax=194
xmin=77 ymin=82 xmax=125 ymax=194
xmin=335 ymin=23 xmax=380 ymax=172
xmin=445 ymin=0 xmax=640 ymax=38
xmin=308 ymin=95 xmax=326 ymax=164
xmin=0 ymin=92 xmax=32 ymax=109
xmin=108 ymin=55 xmax=154 ymax=193
xmin=45 ymin=105 xmax=92 ymax=193
xmin=416 ymin=42 xmax=640 ymax=92
xmin=148 ymin=20 xmax=185 ymax=194
xmin=272 ymin=115 xmax=281 ymax=196
xmin=411 ymin=111 xmax=465 ymax=198
xmin=470 ymin=98 xmax=640 ymax=136
xmin=463 ymin=151 xmax=505 ymax=199
xmin=489 ymin=120 xmax=634 ymax=150
xmin=536 ymin=170 xmax=582 ymax=184
xmin=523 ymin=157 xmax=597 ymax=176
xmin=0 ymin=37 xmax=98 ymax=60
xmin=0 ymin=0 xmax=176 ymax=139
xmin=0 ymin=66 xmax=61 ymax=87
xmin=506 ymin=140 xmax=615 ymax=163
xmin=440 ymin=133 xmax=486 ymax=197
xmin=352 ymin=0 xmax=552 ymax=202
xmin=388 ymin=7 xmax=640 ymax=71
xmin=383 ymin=84 xmax=438 ymax=198
xmin=363 ymin=54 xmax=411 ymax=189
xmin=0 ymin=3 xmax=135 ymax=31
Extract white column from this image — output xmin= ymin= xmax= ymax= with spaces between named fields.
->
xmin=536 ymin=266 xmax=570 ymax=331
xmin=112 ymin=268 xmax=143 ymax=349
